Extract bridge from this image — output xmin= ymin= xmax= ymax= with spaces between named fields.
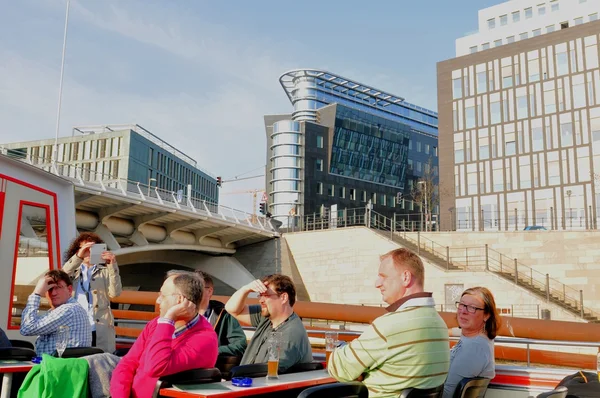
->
xmin=14 ymin=155 xmax=280 ymax=289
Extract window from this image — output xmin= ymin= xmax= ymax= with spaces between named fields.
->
xmin=316 ymin=182 xmax=322 ymax=194
xmin=520 ymin=32 xmax=529 ymax=40
xmin=316 ymin=158 xmax=323 ymax=171
xmin=551 ymin=1 xmax=559 ymax=12
xmin=477 ymin=71 xmax=487 ymax=93
xmin=488 ymin=18 xmax=496 ymax=29
xmin=338 ymin=186 xmax=345 ymax=198
xmin=408 ymin=159 xmax=413 ymax=171
xmin=494 ymin=39 xmax=502 ymax=47
xmin=490 ymin=101 xmax=501 ymax=124
xmin=556 ymin=48 xmax=568 ymax=75
xmin=513 ymin=11 xmax=520 ymax=22
xmin=547 ymin=25 xmax=555 ymax=33
xmin=482 ymin=42 xmax=490 ymax=50
xmin=561 ymin=122 xmax=573 ymax=146
xmin=532 ymin=127 xmax=544 ymax=151
xmin=470 ymin=46 xmax=478 ymax=54
xmin=466 ymin=106 xmax=476 ymax=128
xmin=500 ymin=15 xmax=508 ymax=25
xmin=533 ymin=29 xmax=541 ymax=37
xmin=327 ymin=184 xmax=334 ymax=196
xmin=517 ymin=95 xmax=528 ymax=119
xmin=349 ymin=189 xmax=356 ymax=200
xmin=574 ymin=17 xmax=583 ymax=26
xmin=561 ymin=21 xmax=569 ymax=29
xmin=316 ymin=135 xmax=323 ymax=148
xmin=361 ymin=191 xmax=367 ymax=202
xmin=538 ymin=4 xmax=546 ymax=16
xmin=506 ymin=140 xmax=516 ymax=156
xmin=525 ymin=7 xmax=533 ymax=19
xmin=425 ymin=144 xmax=430 ymax=155
xmin=507 ymin=36 xmax=515 ymax=44
xmin=590 ymin=13 xmax=598 ymax=22
xmin=417 ymin=141 xmax=422 ymax=152
xmin=452 ymin=78 xmax=462 ymax=99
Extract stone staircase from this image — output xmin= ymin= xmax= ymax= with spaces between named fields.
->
xmin=373 ymin=227 xmax=600 ymax=323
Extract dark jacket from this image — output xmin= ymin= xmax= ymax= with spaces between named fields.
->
xmin=0 ymin=328 xmax=11 ymax=348
xmin=207 ymin=300 xmax=247 ymax=357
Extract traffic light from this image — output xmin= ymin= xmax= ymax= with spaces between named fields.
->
xmin=259 ymin=202 xmax=266 ymax=215
xmin=216 ymin=176 xmax=222 ymax=187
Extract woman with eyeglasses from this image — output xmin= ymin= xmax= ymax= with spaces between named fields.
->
xmin=442 ymin=287 xmax=500 ymax=398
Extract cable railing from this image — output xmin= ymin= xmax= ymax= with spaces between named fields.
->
xmin=6 ymin=154 xmax=277 ymax=234
xmin=288 ymin=206 xmax=599 ymax=322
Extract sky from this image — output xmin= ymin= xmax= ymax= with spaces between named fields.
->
xmin=0 ymin=0 xmax=500 ymax=214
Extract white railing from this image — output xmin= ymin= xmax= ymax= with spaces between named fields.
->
xmin=14 ymin=155 xmax=278 ymax=234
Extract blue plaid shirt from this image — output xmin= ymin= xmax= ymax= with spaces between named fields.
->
xmin=20 ymin=294 xmax=92 ymax=355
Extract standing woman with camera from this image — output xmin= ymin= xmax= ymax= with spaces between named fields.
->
xmin=62 ymin=232 xmax=122 ymax=354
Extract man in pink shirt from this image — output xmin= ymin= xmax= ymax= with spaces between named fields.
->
xmin=110 ymin=271 xmax=218 ymax=398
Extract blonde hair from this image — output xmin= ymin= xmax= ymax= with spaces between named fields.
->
xmin=380 ymin=248 xmax=425 ymax=287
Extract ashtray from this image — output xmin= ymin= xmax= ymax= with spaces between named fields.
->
xmin=231 ymin=377 xmax=253 ymax=387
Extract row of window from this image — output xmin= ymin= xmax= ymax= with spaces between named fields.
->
xmin=314 ymin=182 xmax=421 ymax=211
xmin=455 ymin=35 xmax=600 ymax=100
xmin=454 ymin=108 xmax=600 ymax=164
xmin=28 ymin=138 xmax=122 ymax=165
xmin=473 ymin=13 xmax=598 ymax=54
xmin=454 ymin=146 xmax=597 ymax=197
xmin=487 ymin=1 xmax=560 ymax=31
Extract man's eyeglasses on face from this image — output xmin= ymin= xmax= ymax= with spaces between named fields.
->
xmin=455 ymin=302 xmax=485 ymax=314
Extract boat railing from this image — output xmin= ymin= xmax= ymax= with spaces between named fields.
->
xmin=110 ymin=291 xmax=600 ymax=370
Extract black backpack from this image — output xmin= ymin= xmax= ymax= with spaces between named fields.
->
xmin=557 ymin=371 xmax=600 ymax=398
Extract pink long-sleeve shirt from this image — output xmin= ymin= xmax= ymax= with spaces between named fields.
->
xmin=110 ymin=316 xmax=218 ymax=398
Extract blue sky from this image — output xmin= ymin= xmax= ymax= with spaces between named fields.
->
xmin=0 ymin=0 xmax=500 ymax=213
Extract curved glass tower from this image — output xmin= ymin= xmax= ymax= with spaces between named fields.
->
xmin=266 ymin=69 xmax=439 ymax=226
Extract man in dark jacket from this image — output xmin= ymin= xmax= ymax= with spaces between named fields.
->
xmin=0 ymin=327 xmax=11 ymax=348
xmin=196 ymin=271 xmax=247 ymax=357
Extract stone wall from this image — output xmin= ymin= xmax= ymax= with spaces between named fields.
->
xmin=283 ymin=227 xmax=584 ymax=322
xmin=403 ymin=231 xmax=600 ymax=312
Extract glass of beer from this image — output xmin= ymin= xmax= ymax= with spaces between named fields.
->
xmin=325 ymin=331 xmax=338 ymax=368
xmin=266 ymin=332 xmax=281 ymax=381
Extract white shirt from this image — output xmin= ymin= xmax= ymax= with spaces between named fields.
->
xmin=75 ymin=263 xmax=96 ymax=330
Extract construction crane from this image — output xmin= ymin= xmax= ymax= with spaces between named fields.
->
xmin=220 ymin=189 xmax=267 ymax=222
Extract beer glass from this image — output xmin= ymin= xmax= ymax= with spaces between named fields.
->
xmin=56 ymin=325 xmax=69 ymax=358
xmin=325 ymin=331 xmax=338 ymax=367
xmin=266 ymin=332 xmax=282 ymax=381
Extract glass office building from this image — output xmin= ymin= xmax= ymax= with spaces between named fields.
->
xmin=265 ymin=69 xmax=439 ymax=225
xmin=1 ymin=124 xmax=218 ymax=204
xmin=438 ymin=20 xmax=600 ymax=231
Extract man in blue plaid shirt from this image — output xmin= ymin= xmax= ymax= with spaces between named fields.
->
xmin=20 ymin=270 xmax=91 ymax=355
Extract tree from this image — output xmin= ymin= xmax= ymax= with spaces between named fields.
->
xmin=409 ymin=156 xmax=439 ymax=231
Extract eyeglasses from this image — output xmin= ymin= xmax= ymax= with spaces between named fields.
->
xmin=455 ymin=302 xmax=485 ymax=314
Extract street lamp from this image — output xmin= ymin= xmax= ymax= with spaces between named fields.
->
xmin=147 ymin=178 xmax=157 ymax=197
xmin=418 ymin=181 xmax=427 ymax=232
xmin=52 ymin=0 xmax=71 ymax=166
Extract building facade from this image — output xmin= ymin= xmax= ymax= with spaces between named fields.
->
xmin=264 ymin=69 xmax=439 ymax=226
xmin=456 ymin=0 xmax=600 ymax=57
xmin=438 ymin=20 xmax=600 ymax=231
xmin=1 ymin=124 xmax=218 ymax=204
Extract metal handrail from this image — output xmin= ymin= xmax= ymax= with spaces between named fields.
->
xmin=289 ymin=206 xmax=599 ymax=321
xmin=13 ymin=154 xmax=277 ymax=233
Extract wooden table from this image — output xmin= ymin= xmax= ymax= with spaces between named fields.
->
xmin=0 ymin=360 xmax=34 ymax=398
xmin=160 ymin=369 xmax=336 ymax=398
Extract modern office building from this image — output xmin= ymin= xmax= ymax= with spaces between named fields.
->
xmin=438 ymin=19 xmax=600 ymax=231
xmin=264 ymin=69 xmax=439 ymax=225
xmin=1 ymin=124 xmax=219 ymax=203
xmin=456 ymin=0 xmax=600 ymax=56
